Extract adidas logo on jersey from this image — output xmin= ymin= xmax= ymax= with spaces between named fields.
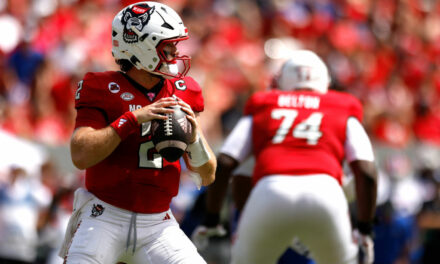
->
xmin=118 ymin=118 xmax=127 ymax=127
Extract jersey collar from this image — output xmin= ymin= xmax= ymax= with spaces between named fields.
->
xmin=119 ymin=71 xmax=164 ymax=102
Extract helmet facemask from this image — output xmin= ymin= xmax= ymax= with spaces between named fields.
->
xmin=155 ymin=37 xmax=191 ymax=79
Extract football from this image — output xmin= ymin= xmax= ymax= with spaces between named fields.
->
xmin=151 ymin=105 xmax=193 ymax=162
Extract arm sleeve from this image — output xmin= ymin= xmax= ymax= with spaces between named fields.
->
xmin=345 ymin=117 xmax=375 ymax=162
xmin=74 ymin=73 xmax=109 ymax=129
xmin=349 ymin=95 xmax=363 ymax=122
xmin=220 ymin=116 xmax=253 ymax=163
xmin=75 ymin=73 xmax=104 ymax=109
xmin=75 ymin=107 xmax=108 ymax=129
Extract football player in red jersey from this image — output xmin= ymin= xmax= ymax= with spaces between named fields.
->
xmin=58 ymin=2 xmax=216 ymax=264
xmin=192 ymin=50 xmax=378 ymax=264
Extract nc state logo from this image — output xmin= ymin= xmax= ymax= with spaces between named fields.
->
xmin=108 ymin=82 xmax=120 ymax=93
xmin=90 ymin=204 xmax=105 ymax=217
xmin=122 ymin=4 xmax=155 ymax=43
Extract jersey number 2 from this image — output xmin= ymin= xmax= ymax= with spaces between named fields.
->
xmin=271 ymin=109 xmax=323 ymax=145
xmin=139 ymin=141 xmax=162 ymax=168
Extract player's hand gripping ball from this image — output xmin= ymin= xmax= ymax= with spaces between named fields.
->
xmin=151 ymin=105 xmax=193 ymax=162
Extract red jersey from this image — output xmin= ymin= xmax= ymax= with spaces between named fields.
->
xmin=74 ymin=71 xmax=204 ymax=213
xmin=244 ymin=90 xmax=363 ymax=185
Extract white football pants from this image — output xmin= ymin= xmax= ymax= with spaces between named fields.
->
xmin=61 ymin=188 xmax=205 ymax=264
xmin=231 ymin=175 xmax=358 ymax=264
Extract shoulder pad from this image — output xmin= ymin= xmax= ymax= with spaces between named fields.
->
xmin=244 ymin=91 xmax=271 ymax=116
xmin=75 ymin=72 xmax=118 ymax=109
xmin=169 ymin=77 xmax=204 ymax=112
xmin=327 ymin=90 xmax=363 ymax=122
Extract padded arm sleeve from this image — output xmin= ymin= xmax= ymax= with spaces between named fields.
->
xmin=220 ymin=116 xmax=253 ymax=163
xmin=345 ymin=117 xmax=375 ymax=162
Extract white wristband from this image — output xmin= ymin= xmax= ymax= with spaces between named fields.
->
xmin=187 ymin=134 xmax=211 ymax=167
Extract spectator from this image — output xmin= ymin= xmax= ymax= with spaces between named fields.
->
xmin=0 ymin=166 xmax=52 ymax=264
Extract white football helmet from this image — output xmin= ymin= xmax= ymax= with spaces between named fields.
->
xmin=112 ymin=2 xmax=190 ymax=78
xmin=277 ymin=50 xmax=330 ymax=93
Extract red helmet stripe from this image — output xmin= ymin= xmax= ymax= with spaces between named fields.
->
xmin=132 ymin=6 xmax=151 ymax=14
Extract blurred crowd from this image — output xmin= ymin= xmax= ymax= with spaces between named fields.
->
xmin=0 ymin=0 xmax=440 ymax=263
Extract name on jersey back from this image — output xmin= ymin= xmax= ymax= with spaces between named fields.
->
xmin=278 ymin=94 xmax=320 ymax=109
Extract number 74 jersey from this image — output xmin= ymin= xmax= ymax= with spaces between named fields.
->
xmin=244 ymin=89 xmax=363 ymax=185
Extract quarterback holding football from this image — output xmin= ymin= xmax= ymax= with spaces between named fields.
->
xmin=59 ymin=2 xmax=216 ymax=264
